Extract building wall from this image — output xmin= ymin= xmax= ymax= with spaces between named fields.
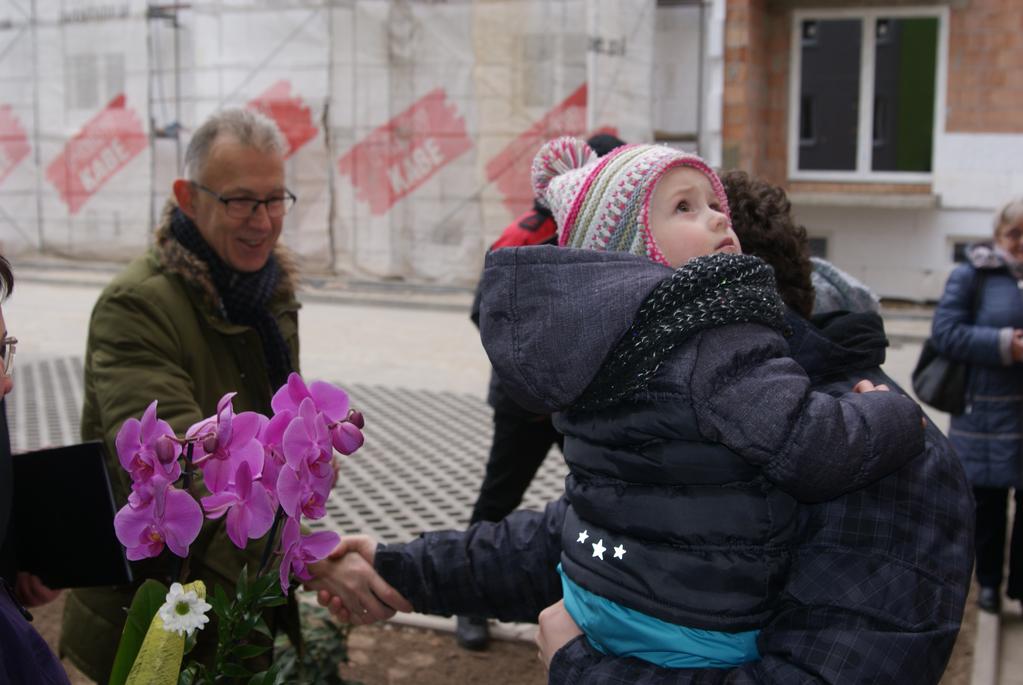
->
xmin=723 ymin=0 xmax=1023 ymax=300
xmin=0 ymin=0 xmax=659 ymax=286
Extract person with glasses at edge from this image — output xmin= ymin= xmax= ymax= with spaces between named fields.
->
xmin=61 ymin=108 xmax=303 ymax=683
xmin=0 ymin=254 xmax=71 ymax=684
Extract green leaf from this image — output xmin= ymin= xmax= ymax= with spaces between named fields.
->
xmin=257 ymin=595 xmax=287 ymax=609
xmin=247 ymin=664 xmax=281 ymax=685
xmin=236 ymin=565 xmax=250 ymax=600
xmin=182 ymin=630 xmax=198 ymax=657
xmin=250 ymin=620 xmax=273 ymax=640
xmin=209 ymin=584 xmax=228 ymax=619
xmin=220 ymin=663 xmax=253 ymax=678
xmin=108 ymin=579 xmax=169 ymax=685
xmin=233 ymin=643 xmax=271 ymax=659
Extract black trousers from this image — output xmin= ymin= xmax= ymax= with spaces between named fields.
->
xmin=974 ymin=486 xmax=1023 ymax=598
xmin=469 ymin=412 xmax=563 ymax=525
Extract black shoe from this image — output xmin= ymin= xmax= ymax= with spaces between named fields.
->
xmin=456 ymin=615 xmax=490 ymax=651
xmin=978 ymin=586 xmax=1002 ymax=614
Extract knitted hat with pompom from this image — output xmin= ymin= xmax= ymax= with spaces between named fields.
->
xmin=531 ymin=137 xmax=730 ymax=266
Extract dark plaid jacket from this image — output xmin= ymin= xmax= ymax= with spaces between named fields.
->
xmin=376 ymin=310 xmax=973 ymax=684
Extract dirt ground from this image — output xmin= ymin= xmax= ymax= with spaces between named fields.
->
xmin=33 ymin=589 xmax=974 ymax=685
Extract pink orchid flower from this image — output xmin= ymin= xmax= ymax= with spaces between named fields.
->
xmin=331 ymin=421 xmax=364 ymax=456
xmin=272 ymin=373 xmax=352 ymax=423
xmin=278 ymin=517 xmax=339 ymax=595
xmin=201 ymin=461 xmax=275 ymax=549
xmin=276 ymin=458 xmax=333 ymax=520
xmin=115 ymin=400 xmax=181 ymax=484
xmin=258 ymin=410 xmax=293 ymax=510
xmin=281 ymin=398 xmax=332 ymax=472
xmin=187 ymin=392 xmax=264 ymax=494
xmin=114 ymin=477 xmax=203 ymax=560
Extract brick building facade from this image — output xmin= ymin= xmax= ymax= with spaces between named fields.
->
xmin=721 ymin=0 xmax=1021 ymax=299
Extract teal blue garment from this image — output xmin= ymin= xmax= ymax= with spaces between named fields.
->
xmin=558 ymin=566 xmax=761 ymax=668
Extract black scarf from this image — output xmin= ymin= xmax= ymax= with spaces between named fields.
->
xmin=170 ymin=209 xmax=293 ymax=389
xmin=573 ymin=253 xmax=789 ymax=412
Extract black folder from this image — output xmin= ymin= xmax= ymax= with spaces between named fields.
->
xmin=11 ymin=441 xmax=133 ymax=589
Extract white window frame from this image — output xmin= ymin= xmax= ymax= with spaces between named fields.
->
xmin=787 ymin=6 xmax=949 ymax=183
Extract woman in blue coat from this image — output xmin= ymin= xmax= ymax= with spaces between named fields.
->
xmin=931 ymin=198 xmax=1023 ymax=614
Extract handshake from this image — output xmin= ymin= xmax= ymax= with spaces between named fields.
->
xmin=305 ymin=535 xmax=413 ymax=624
xmin=304 ymin=535 xmax=582 ymax=670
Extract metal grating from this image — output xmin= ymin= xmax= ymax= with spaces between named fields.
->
xmin=6 ymin=358 xmax=568 ymax=543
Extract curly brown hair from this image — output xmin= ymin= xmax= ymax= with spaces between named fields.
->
xmin=722 ymin=170 xmax=814 ymax=318
xmin=0 ymin=254 xmax=12 ymax=301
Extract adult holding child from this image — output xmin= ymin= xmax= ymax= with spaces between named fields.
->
xmin=61 ymin=108 xmax=302 ymax=682
xmin=930 ymin=197 xmax=1023 ymax=615
xmin=308 ymin=157 xmax=971 ymax=682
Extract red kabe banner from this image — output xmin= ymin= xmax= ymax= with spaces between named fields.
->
xmin=485 ymin=83 xmax=588 ymax=215
xmin=337 ymin=88 xmax=471 ymax=216
xmin=247 ymin=80 xmax=318 ymax=159
xmin=0 ymin=105 xmax=30 ymax=186
xmin=45 ymin=94 xmax=147 ymax=214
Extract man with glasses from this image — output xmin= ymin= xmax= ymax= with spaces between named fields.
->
xmin=61 ymin=108 xmax=302 ymax=682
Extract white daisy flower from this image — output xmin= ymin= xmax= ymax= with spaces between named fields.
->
xmin=158 ymin=582 xmax=212 ymax=636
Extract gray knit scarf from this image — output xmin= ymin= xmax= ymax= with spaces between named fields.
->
xmin=572 ymin=253 xmax=789 ymax=412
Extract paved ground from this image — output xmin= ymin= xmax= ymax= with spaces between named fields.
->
xmin=5 ymin=260 xmax=1018 ymax=683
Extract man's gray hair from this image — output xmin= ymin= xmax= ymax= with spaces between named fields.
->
xmin=183 ymin=108 xmax=286 ymax=181
xmin=994 ymin=197 xmax=1023 ymax=237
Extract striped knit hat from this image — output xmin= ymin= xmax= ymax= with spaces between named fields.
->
xmin=531 ymin=136 xmax=730 ymax=266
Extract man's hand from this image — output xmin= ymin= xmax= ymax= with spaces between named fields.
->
xmin=14 ymin=572 xmax=60 ymax=608
xmin=304 ymin=534 xmax=413 ymax=625
xmin=535 ymin=600 xmax=583 ymax=672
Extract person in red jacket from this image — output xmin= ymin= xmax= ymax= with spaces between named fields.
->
xmin=458 ymin=133 xmax=625 ymax=650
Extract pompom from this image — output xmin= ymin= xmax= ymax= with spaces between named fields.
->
xmin=531 ymin=136 xmax=598 ymax=207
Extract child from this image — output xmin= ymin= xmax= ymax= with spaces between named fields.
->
xmin=476 ymin=137 xmax=926 ymax=668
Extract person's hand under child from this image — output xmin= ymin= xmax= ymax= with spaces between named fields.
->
xmin=536 ymin=600 xmax=582 ymax=672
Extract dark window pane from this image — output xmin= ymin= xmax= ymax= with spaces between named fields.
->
xmin=808 ymin=237 xmax=828 ymax=259
xmin=871 ymin=17 xmax=937 ymax=172
xmin=798 ymin=19 xmax=861 ymax=171
xmin=873 ymin=96 xmax=888 ymax=145
xmin=952 ymin=241 xmax=970 ymax=263
xmin=800 ymin=96 xmax=815 ymax=143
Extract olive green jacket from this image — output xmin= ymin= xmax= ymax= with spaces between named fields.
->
xmin=61 ymin=202 xmax=301 ymax=682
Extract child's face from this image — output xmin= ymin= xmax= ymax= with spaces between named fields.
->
xmin=648 ymin=167 xmax=739 ymax=268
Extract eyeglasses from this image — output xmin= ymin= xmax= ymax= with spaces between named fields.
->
xmin=193 ymin=184 xmax=297 ymax=220
xmin=1 ymin=336 xmax=16 ymax=376
xmin=1000 ymin=228 xmax=1023 ymax=242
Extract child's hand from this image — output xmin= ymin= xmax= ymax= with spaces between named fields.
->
xmin=853 ymin=379 xmax=926 ymax=428
xmin=852 ymin=379 xmax=889 ymax=393
xmin=1012 ymin=329 xmax=1023 ymax=362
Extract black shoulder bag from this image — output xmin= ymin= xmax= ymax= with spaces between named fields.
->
xmin=911 ymin=271 xmax=987 ymax=415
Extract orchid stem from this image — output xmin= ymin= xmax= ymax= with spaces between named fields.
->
xmin=258 ymin=507 xmax=286 ymax=577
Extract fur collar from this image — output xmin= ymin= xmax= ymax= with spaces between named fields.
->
xmin=967 ymin=242 xmax=1005 ymax=270
xmin=153 ymin=199 xmax=299 ymax=310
